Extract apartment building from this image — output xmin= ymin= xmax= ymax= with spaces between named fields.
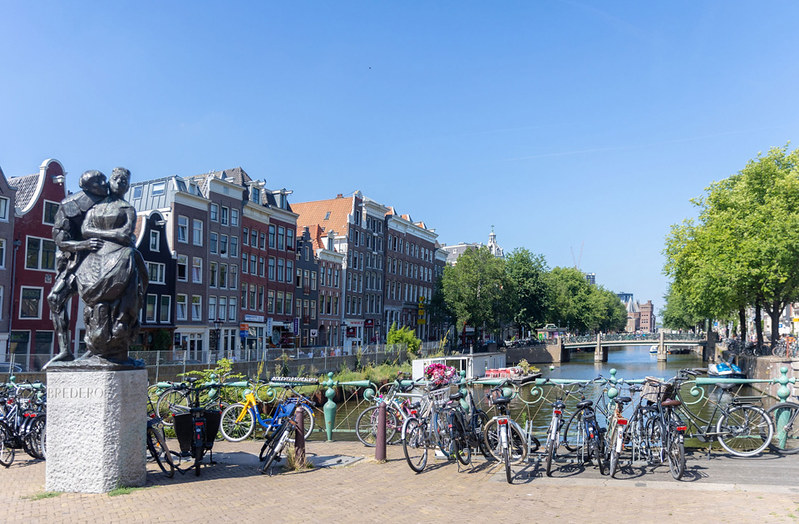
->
xmin=135 ymin=210 xmax=176 ymax=351
xmin=295 ymin=227 xmax=319 ymax=347
xmin=0 ymin=165 xmax=15 ymax=359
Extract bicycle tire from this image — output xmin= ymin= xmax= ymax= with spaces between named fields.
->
xmin=503 ymin=432 xmax=512 ymax=484
xmin=456 ymin=436 xmax=471 ymax=466
xmin=0 ymin=425 xmax=14 ymax=468
xmin=402 ymin=418 xmax=428 ymax=473
xmin=435 ymin=408 xmax=453 ymax=457
xmin=767 ymin=402 xmax=799 ymax=455
xmin=355 ymin=405 xmax=398 ymax=447
xmin=667 ymin=432 xmax=685 ymax=480
xmin=262 ymin=424 xmax=292 ymax=475
xmin=156 ymin=388 xmax=189 ymax=427
xmin=483 ymin=419 xmax=527 ymax=464
xmin=259 ymin=420 xmax=289 ymax=462
xmin=716 ymin=404 xmax=773 ymax=457
xmin=219 ymin=403 xmax=255 ymax=442
xmin=609 ymin=424 xmax=620 ymax=478
xmin=147 ymin=427 xmax=169 ymax=476
xmin=473 ymin=410 xmax=493 ymax=459
xmin=544 ymin=437 xmax=555 ymax=477
xmin=592 ymin=431 xmax=606 ymax=475
xmin=563 ymin=409 xmax=584 ymax=452
xmin=24 ymin=416 xmax=46 ymax=460
xmin=644 ymin=416 xmax=662 ymax=464
xmin=194 ymin=438 xmax=203 ymax=477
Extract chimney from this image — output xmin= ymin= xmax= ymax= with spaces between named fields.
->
xmin=336 ymin=193 xmax=343 ymax=199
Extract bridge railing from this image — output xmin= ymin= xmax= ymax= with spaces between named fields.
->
xmin=562 ymin=332 xmax=704 ymax=345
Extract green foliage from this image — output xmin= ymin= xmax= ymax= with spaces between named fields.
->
xmin=24 ymin=491 xmax=62 ymax=501
xmin=442 ymin=246 xmax=509 ymax=333
xmin=664 ymin=144 xmax=799 ymax=346
xmin=505 ymin=248 xmax=550 ymax=332
xmin=152 ymin=328 xmax=172 ymax=351
xmin=516 ymin=358 xmax=540 ymax=375
xmin=329 ymin=361 xmax=412 ymax=384
xmin=109 ymin=486 xmax=147 ymax=497
xmin=387 ymin=322 xmax=421 ymax=358
xmin=179 ymin=357 xmax=244 ymax=383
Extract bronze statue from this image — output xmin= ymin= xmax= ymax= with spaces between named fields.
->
xmin=48 ymin=167 xmax=148 ymax=369
xmin=43 ymin=171 xmax=108 ymax=369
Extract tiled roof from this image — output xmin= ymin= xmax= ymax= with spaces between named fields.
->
xmin=8 ymin=173 xmax=40 ymax=213
xmin=292 ymin=196 xmax=353 ymax=243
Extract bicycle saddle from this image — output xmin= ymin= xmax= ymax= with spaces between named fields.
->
xmin=492 ymin=396 xmax=511 ymax=406
xmin=615 ymin=396 xmax=632 ymax=404
xmin=576 ymin=400 xmax=593 ymax=409
xmin=661 ymin=399 xmax=681 ymax=407
xmin=187 ymin=377 xmax=199 ymax=384
xmin=449 ymin=392 xmax=464 ymax=401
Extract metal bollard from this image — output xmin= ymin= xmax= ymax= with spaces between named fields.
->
xmin=375 ymin=401 xmax=386 ymax=462
xmin=323 ymin=372 xmax=337 ymax=441
xmin=295 ymin=406 xmax=306 ymax=467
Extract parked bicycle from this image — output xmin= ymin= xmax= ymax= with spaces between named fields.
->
xmin=0 ymin=381 xmax=46 ymax=467
xmin=640 ymin=377 xmax=688 ymax=480
xmin=483 ymin=379 xmax=528 ymax=483
xmin=171 ymin=378 xmax=222 ymax=476
xmin=146 ymin=397 xmax=179 ymax=477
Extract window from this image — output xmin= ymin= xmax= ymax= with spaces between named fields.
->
xmin=241 ymin=288 xmax=247 ymax=310
xmin=242 ymin=227 xmax=249 ymax=246
xmin=258 ymin=286 xmax=264 ymax=311
xmin=221 ymin=206 xmax=229 ymax=226
xmin=220 ymin=235 xmax=228 ymax=257
xmin=209 ymin=262 xmax=218 ymax=288
xmin=25 ymin=237 xmax=56 ymax=271
xmin=276 ymin=291 xmax=283 ymax=315
xmin=20 ymin=287 xmax=42 ymax=319
xmin=0 ymin=197 xmax=8 ymax=221
xmin=147 ymin=262 xmax=166 ymax=284
xmin=286 ymin=260 xmax=293 ymax=284
xmin=192 ymin=296 xmax=202 ymax=320
xmin=304 ymin=270 xmax=310 ymax=289
xmin=267 ymin=290 xmax=274 ymax=314
xmin=249 ymin=285 xmax=256 ymax=311
xmin=177 ymin=255 xmax=188 ymax=281
xmin=251 ymin=230 xmax=257 ymax=247
xmin=242 ymin=252 xmax=248 ymax=274
xmin=251 ymin=187 xmax=260 ymax=204
xmin=210 ymin=204 xmax=219 ymax=222
xmin=228 ymin=297 xmax=236 ymax=321
xmin=0 ymin=239 xmax=5 ymax=269
xmin=268 ymin=257 xmax=275 ymax=281
xmin=192 ymin=257 xmax=203 ymax=283
xmin=258 ymin=256 xmax=264 ymax=277
xmin=230 ymin=265 xmax=237 ymax=290
xmin=251 ymin=254 xmax=257 ymax=275
xmin=177 ymin=294 xmax=187 ymax=321
xmin=260 ymin=232 xmax=266 ymax=250
xmin=152 ymin=182 xmax=166 ymax=196
xmin=231 ymin=209 xmax=239 ymax=227
xmin=132 ymin=186 xmax=143 ymax=199
xmin=277 ymin=226 xmax=285 ymax=250
xmin=277 ymin=258 xmax=284 ymax=282
xmin=150 ymin=230 xmax=160 ymax=251
xmin=43 ymin=201 xmax=59 ymax=225
xmin=160 ymin=296 xmax=171 ymax=323
xmin=230 ymin=236 xmax=238 ymax=257
xmin=35 ymin=331 xmax=53 ymax=355
xmin=286 ymin=292 xmax=293 ymax=315
xmin=268 ymin=225 xmax=275 ymax=249
xmin=310 ymin=300 xmax=316 ymax=320
xmin=296 ymin=268 xmax=303 ymax=288
xmin=219 ymin=263 xmax=228 ymax=289
xmin=177 ymin=216 xmax=188 ymax=243
xmin=192 ymin=219 xmax=203 ymax=246
xmin=146 ymin=295 xmax=157 ymax=322
xmin=208 ymin=296 xmax=217 ymax=321
xmin=210 ymin=232 xmax=218 ymax=254
xmin=219 ymin=297 xmax=227 ymax=321
xmin=311 ymin=271 xmax=317 ymax=291
xmin=286 ymin=229 xmax=294 ymax=250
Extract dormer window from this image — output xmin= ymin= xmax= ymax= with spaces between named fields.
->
xmin=251 ymin=188 xmax=261 ymax=204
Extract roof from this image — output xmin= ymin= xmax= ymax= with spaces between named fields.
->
xmin=292 ymin=196 xmax=353 ymax=244
xmin=8 ymin=173 xmax=39 ymax=213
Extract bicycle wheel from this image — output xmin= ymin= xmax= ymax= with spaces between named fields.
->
xmin=435 ymin=409 xmax=453 ymax=457
xmin=262 ymin=424 xmax=292 ymax=476
xmin=0 ymin=425 xmax=14 ymax=468
xmin=503 ymin=427 xmax=512 ymax=484
xmin=717 ymin=404 xmax=773 ymax=457
xmin=24 ymin=416 xmax=46 ymax=460
xmin=563 ymin=410 xmax=584 ymax=452
xmin=147 ymin=427 xmax=172 ymax=477
xmin=666 ymin=431 xmax=685 ymax=480
xmin=299 ymin=404 xmax=315 ymax=440
xmin=259 ymin=420 xmax=288 ymax=462
xmin=355 ymin=405 xmax=398 ymax=447
xmin=402 ymin=418 xmax=428 ymax=473
xmin=644 ymin=417 xmax=663 ymax=464
xmin=483 ymin=420 xmax=527 ymax=464
xmin=156 ymin=388 xmax=189 ymax=427
xmin=456 ymin=435 xmax=471 ymax=466
xmin=219 ymin=403 xmax=255 ymax=442
xmin=592 ymin=432 xmax=606 ymax=475
xmin=608 ymin=424 xmax=620 ymax=478
xmin=767 ymin=402 xmax=799 ymax=455
xmin=544 ymin=435 xmax=556 ymax=477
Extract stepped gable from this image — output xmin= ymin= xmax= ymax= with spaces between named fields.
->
xmin=8 ymin=173 xmax=39 ymax=213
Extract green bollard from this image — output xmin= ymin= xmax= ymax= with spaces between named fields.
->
xmin=775 ymin=366 xmax=794 ymax=449
xmin=323 ymin=372 xmax=337 ymax=442
xmin=607 ymin=368 xmax=619 ymax=402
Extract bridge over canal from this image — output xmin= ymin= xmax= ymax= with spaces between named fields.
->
xmin=561 ymin=332 xmax=713 ymax=363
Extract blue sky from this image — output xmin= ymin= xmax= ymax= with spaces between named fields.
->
xmin=3 ymin=1 xmax=799 ymax=316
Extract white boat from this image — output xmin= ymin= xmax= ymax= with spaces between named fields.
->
xmin=649 ymin=345 xmax=658 ymax=354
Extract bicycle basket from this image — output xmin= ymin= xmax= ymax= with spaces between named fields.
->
xmin=427 ymin=386 xmax=451 ymax=408
xmin=640 ymin=378 xmax=674 ymax=404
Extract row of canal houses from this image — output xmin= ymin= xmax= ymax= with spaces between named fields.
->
xmin=0 ymin=159 xmax=447 ymax=371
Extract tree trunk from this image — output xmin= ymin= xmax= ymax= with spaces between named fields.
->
xmin=755 ymin=303 xmax=764 ymax=350
xmin=738 ymin=306 xmax=747 ymax=343
xmin=767 ymin=299 xmax=783 ymax=350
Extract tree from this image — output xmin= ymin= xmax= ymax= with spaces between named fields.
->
xmin=664 ymin=144 xmax=799 ymax=347
xmin=442 ymin=246 xmax=508 ymax=337
xmin=544 ymin=267 xmax=593 ymax=333
xmin=387 ymin=322 xmax=421 ymax=358
xmin=591 ymin=286 xmax=628 ymax=333
xmin=660 ymin=284 xmax=703 ymax=332
xmin=504 ymin=248 xmax=550 ymax=335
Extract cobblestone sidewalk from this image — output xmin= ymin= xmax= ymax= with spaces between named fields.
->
xmin=3 ymin=439 xmax=799 ymax=523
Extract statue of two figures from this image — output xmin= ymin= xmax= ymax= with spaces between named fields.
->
xmin=44 ymin=167 xmax=148 ymax=370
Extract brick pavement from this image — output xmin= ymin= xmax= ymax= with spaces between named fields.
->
xmin=2 ymin=439 xmax=799 ymax=523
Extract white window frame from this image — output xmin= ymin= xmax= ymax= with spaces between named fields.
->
xmin=0 ymin=196 xmax=9 ymax=221
xmin=177 ymin=255 xmax=188 ymax=282
xmin=231 ymin=209 xmax=239 ymax=227
xmin=221 ymin=206 xmax=229 ymax=226
xmin=25 ymin=236 xmax=57 ymax=272
xmin=19 ymin=286 xmax=43 ymax=319
xmin=146 ymin=294 xmax=158 ymax=323
xmin=192 ymin=295 xmax=202 ymax=321
xmin=192 ymin=219 xmax=203 ymax=246
xmin=210 ymin=203 xmax=219 ymax=222
xmin=176 ymin=294 xmax=187 ymax=321
xmin=177 ymin=215 xmax=188 ymax=243
xmin=210 ymin=232 xmax=218 ymax=255
xmin=42 ymin=200 xmax=59 ymax=226
xmin=150 ymin=230 xmax=160 ymax=251
xmin=192 ymin=257 xmax=203 ymax=284
xmin=147 ymin=262 xmax=166 ymax=284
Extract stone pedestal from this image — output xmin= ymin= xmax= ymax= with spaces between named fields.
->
xmin=45 ymin=368 xmax=147 ymax=493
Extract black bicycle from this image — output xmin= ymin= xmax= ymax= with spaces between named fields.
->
xmin=172 ymin=378 xmax=222 ymax=476
xmin=146 ymin=397 xmax=179 ymax=477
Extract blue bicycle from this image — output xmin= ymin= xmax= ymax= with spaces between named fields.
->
xmin=219 ymin=382 xmax=315 ymax=442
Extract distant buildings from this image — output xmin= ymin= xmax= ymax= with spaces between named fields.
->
xmin=439 ymin=228 xmax=505 ymax=265
xmin=620 ymin=294 xmax=656 ymax=333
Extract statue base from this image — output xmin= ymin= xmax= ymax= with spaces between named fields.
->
xmin=45 ymin=368 xmax=147 ymax=493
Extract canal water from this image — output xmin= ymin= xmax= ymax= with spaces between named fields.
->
xmin=322 ymin=345 xmax=710 ymax=442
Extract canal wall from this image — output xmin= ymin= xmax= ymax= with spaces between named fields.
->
xmin=505 ymin=340 xmax=567 ymax=364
